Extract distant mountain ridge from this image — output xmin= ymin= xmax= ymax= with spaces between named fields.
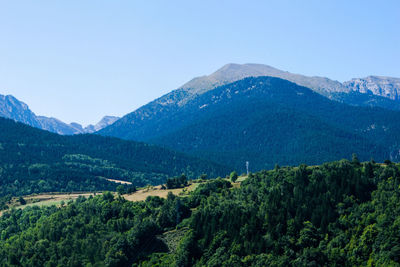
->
xmin=180 ymin=63 xmax=349 ymax=97
xmin=178 ymin=63 xmax=400 ymax=108
xmin=99 ymin=63 xmax=400 ymax=142
xmin=0 ymin=94 xmax=118 ymax=135
xmin=100 ymin=64 xmax=400 ymax=143
xmin=84 ymin=116 xmax=120 ymax=133
xmin=344 ymin=76 xmax=400 ymax=101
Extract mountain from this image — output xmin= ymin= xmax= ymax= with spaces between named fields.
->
xmin=180 ymin=63 xmax=400 ymax=103
xmin=0 ymin=94 xmax=42 ymax=128
xmin=98 ymin=63 xmax=350 ymax=141
xmin=330 ymin=91 xmax=400 ymax=111
xmin=37 ymin=116 xmax=84 ymax=135
xmin=3 ymin=65 xmax=400 ymax=136
xmin=344 ymin=76 xmax=400 ymax=101
xmin=99 ymin=64 xmax=400 ymax=143
xmin=83 ymin=116 xmax=120 ymax=133
xmin=99 ymin=76 xmax=400 ymax=171
xmin=0 ymin=93 xmax=118 ymax=134
xmin=179 ymin=64 xmax=400 ymax=110
xmin=180 ymin=63 xmax=349 ymax=97
xmin=0 ymin=116 xmax=228 ymax=197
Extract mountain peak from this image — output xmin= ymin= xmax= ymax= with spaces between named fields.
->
xmin=179 ymin=63 xmax=347 ymax=98
xmin=84 ymin=116 xmax=120 ymax=133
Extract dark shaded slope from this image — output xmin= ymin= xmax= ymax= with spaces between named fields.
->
xmin=150 ymin=77 xmax=394 ymax=170
xmin=0 ymin=117 xmax=228 ymax=196
xmin=153 ymin=101 xmax=383 ymax=170
xmin=331 ymin=91 xmax=400 ymax=111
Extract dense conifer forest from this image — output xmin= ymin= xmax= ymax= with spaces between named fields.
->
xmin=0 ymin=117 xmax=228 ymax=199
xmin=1 ymin=159 xmax=399 ymax=266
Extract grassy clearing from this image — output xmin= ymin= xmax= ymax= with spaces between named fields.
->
xmin=123 ymin=183 xmax=200 ymax=202
xmin=0 ymin=175 xmax=250 ymax=216
xmin=0 ymin=192 xmax=99 ymax=216
xmin=102 ymin=177 xmax=132 ymax=185
xmin=21 ymin=200 xmax=65 ymax=208
xmin=236 ymin=175 xmax=248 ymax=182
xmin=123 ymin=176 xmax=249 ymax=202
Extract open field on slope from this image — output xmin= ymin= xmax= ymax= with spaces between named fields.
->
xmin=103 ymin=177 xmax=133 ymax=185
xmin=123 ymin=175 xmax=248 ymax=201
xmin=123 ymin=183 xmax=200 ymax=202
xmin=0 ymin=192 xmax=99 ymax=216
xmin=21 ymin=193 xmax=99 ymax=207
xmin=0 ymin=176 xmax=249 ymax=217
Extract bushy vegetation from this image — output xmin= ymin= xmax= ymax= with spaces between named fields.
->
xmin=0 ymin=193 xmax=188 ymax=266
xmin=1 ymin=159 xmax=400 ymax=266
xmin=0 ymin=117 xmax=228 ymax=197
xmin=166 ymin=174 xmax=188 ymax=189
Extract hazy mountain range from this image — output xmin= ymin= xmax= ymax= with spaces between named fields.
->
xmin=0 ymin=94 xmax=118 ymax=135
xmin=2 ymin=63 xmax=400 ymax=171
xmin=168 ymin=63 xmax=400 ymax=109
xmin=100 ymin=63 xmax=400 ymax=141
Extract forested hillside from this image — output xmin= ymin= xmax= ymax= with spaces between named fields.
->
xmin=99 ymin=76 xmax=400 ymax=171
xmin=0 ymin=117 xmax=228 ymax=197
xmin=1 ymin=159 xmax=399 ymax=266
xmin=133 ymin=77 xmax=400 ymax=171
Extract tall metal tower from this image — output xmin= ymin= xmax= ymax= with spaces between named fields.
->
xmin=246 ymin=161 xmax=249 ymax=175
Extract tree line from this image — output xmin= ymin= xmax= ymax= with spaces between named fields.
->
xmin=1 ymin=159 xmax=400 ymax=266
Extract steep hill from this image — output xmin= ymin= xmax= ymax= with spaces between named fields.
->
xmin=0 ymin=117 xmax=228 ymax=197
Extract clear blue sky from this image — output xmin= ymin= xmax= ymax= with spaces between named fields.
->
xmin=1 ymin=0 xmax=399 ymax=125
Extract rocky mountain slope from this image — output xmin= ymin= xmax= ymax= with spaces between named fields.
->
xmin=180 ymin=63 xmax=400 ymax=103
xmin=0 ymin=94 xmax=42 ymax=128
xmin=84 ymin=116 xmax=119 ymax=133
xmin=179 ymin=64 xmax=400 ymax=109
xmin=344 ymin=76 xmax=400 ymax=101
xmin=180 ymin=63 xmax=349 ymax=97
xmin=0 ymin=94 xmax=118 ymax=134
